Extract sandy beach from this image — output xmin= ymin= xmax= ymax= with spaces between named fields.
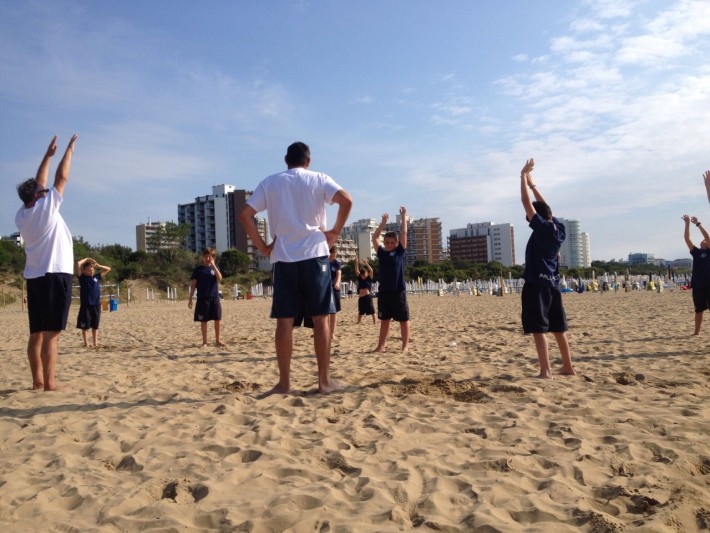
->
xmin=0 ymin=290 xmax=708 ymax=532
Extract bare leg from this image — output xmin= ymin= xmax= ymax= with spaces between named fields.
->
xmin=214 ymin=320 xmax=225 ymax=346
xmin=374 ymin=319 xmax=391 ymax=352
xmin=81 ymin=329 xmax=88 ymax=348
xmin=372 ymin=314 xmax=376 ymax=324
xmin=552 ymin=331 xmax=576 ymax=375
xmin=41 ymin=331 xmax=61 ymax=391
xmin=200 ymin=322 xmax=208 ymax=346
xmin=357 ymin=314 xmax=362 ymax=324
xmin=262 ymin=318 xmax=294 ymax=395
xmin=694 ymin=311 xmax=703 ymax=335
xmin=27 ymin=332 xmax=43 ymax=390
xmin=532 ymin=333 xmax=553 ymax=379
xmin=91 ymin=328 xmax=98 ymax=347
xmin=329 ymin=312 xmax=337 ymax=343
xmin=400 ymin=320 xmax=410 ymax=352
xmin=312 ymin=314 xmax=339 ymax=393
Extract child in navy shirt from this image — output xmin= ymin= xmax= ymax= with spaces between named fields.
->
xmin=520 ymin=159 xmax=576 ymax=379
xmin=76 ymin=257 xmax=111 ymax=347
xmin=188 ymin=248 xmax=225 ymax=347
xmin=372 ymin=206 xmax=410 ymax=352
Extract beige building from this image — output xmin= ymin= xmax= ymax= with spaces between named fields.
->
xmin=135 ymin=220 xmax=168 ymax=253
xmin=384 ymin=216 xmax=443 ymax=265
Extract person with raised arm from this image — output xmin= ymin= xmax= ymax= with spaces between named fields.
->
xmin=682 ymin=215 xmax=710 ymax=335
xmin=15 ymin=134 xmax=78 ymax=391
xmin=520 ymin=158 xmax=576 ymax=379
xmin=371 ymin=206 xmax=410 ymax=352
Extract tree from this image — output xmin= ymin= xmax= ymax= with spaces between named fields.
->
xmin=146 ymin=222 xmax=192 ymax=260
xmin=0 ymin=240 xmax=25 ymax=273
xmin=219 ymin=249 xmax=251 ymax=277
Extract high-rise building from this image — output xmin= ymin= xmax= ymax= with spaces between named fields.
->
xmin=382 ymin=216 xmax=443 ymax=265
xmin=177 ymin=185 xmax=268 ymax=267
xmin=448 ymin=222 xmax=515 ymax=266
xmin=342 ymin=218 xmax=378 ymax=260
xmin=557 ymin=218 xmax=591 ymax=268
xmin=178 ymin=184 xmax=235 ymax=253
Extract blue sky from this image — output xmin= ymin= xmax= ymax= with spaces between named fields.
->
xmin=2 ymin=0 xmax=710 ymax=263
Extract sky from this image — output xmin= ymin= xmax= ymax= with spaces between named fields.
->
xmin=2 ymin=0 xmax=710 ymax=263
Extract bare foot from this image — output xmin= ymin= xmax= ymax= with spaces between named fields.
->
xmin=560 ymin=368 xmax=577 ymax=376
xmin=536 ymin=373 xmax=553 ymax=380
xmin=201 ymin=342 xmax=209 ymax=348
xmin=318 ymin=380 xmax=342 ymax=394
xmin=257 ymin=384 xmax=290 ymax=399
xmin=215 ymin=341 xmax=226 ymax=347
xmin=32 ymin=383 xmax=44 ymax=391
xmin=371 ymin=346 xmax=386 ymax=353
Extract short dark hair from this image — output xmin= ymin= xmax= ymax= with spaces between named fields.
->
xmin=285 ymin=142 xmax=310 ymax=167
xmin=329 ymin=245 xmax=337 ymax=254
xmin=384 ymin=231 xmax=398 ymax=241
xmin=532 ymin=201 xmax=553 ymax=221
xmin=17 ymin=178 xmax=38 ymax=205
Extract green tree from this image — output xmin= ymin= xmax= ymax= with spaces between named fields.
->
xmin=146 ymin=222 xmax=192 ymax=260
xmin=219 ymin=249 xmax=251 ymax=277
xmin=0 ymin=240 xmax=25 ymax=273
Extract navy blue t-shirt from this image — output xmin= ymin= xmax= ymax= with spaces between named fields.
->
xmin=690 ymin=246 xmax=710 ymax=289
xmin=191 ymin=265 xmax=220 ymax=299
xmin=329 ymin=259 xmax=341 ymax=287
xmin=523 ymin=214 xmax=565 ymax=287
xmin=377 ymin=243 xmax=406 ymax=292
xmin=78 ymin=272 xmax=102 ymax=306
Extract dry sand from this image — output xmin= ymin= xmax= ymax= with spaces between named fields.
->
xmin=0 ymin=290 xmax=708 ymax=532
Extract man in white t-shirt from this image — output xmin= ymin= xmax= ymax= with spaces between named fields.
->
xmin=239 ymin=142 xmax=352 ymax=395
xmin=15 ymin=134 xmax=78 ymax=391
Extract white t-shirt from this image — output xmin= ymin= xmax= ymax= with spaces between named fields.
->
xmin=15 ymin=188 xmax=74 ymax=278
xmin=247 ymin=167 xmax=342 ymax=263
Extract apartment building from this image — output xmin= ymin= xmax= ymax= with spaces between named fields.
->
xmin=448 ymin=222 xmax=515 ymax=266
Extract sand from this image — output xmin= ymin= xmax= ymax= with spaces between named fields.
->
xmin=0 ymin=290 xmax=708 ymax=532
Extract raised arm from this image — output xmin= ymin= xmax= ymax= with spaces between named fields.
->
xmin=76 ymin=257 xmax=93 ymax=276
xmin=520 ymin=158 xmax=536 ymax=221
xmin=372 ymin=213 xmax=389 ymax=250
xmin=35 ymin=135 xmax=58 ymax=189
xmin=354 ymin=256 xmax=360 ymax=276
xmin=363 ymin=259 xmax=373 ymax=277
xmin=323 ymin=188 xmax=353 ymax=248
xmin=209 ymin=255 xmax=222 ymax=283
xmin=691 ymin=216 xmax=710 ymax=244
xmin=683 ymin=215 xmax=694 ymax=251
xmin=54 ymin=134 xmax=78 ymax=196
xmin=399 ymin=206 xmax=408 ymax=249
xmin=704 ymin=171 xmax=710 ymax=205
xmin=95 ymin=262 xmax=111 ymax=274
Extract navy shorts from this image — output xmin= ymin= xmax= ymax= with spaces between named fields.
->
xmin=521 ymin=283 xmax=568 ymax=334
xmin=377 ymin=290 xmax=409 ymax=322
xmin=358 ymin=294 xmax=375 ymax=315
xmin=692 ymin=286 xmax=710 ymax=313
xmin=77 ymin=304 xmax=101 ymax=330
xmin=194 ymin=296 xmax=222 ymax=322
xmin=26 ymin=273 xmax=73 ymax=333
xmin=271 ymin=257 xmax=335 ymax=319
